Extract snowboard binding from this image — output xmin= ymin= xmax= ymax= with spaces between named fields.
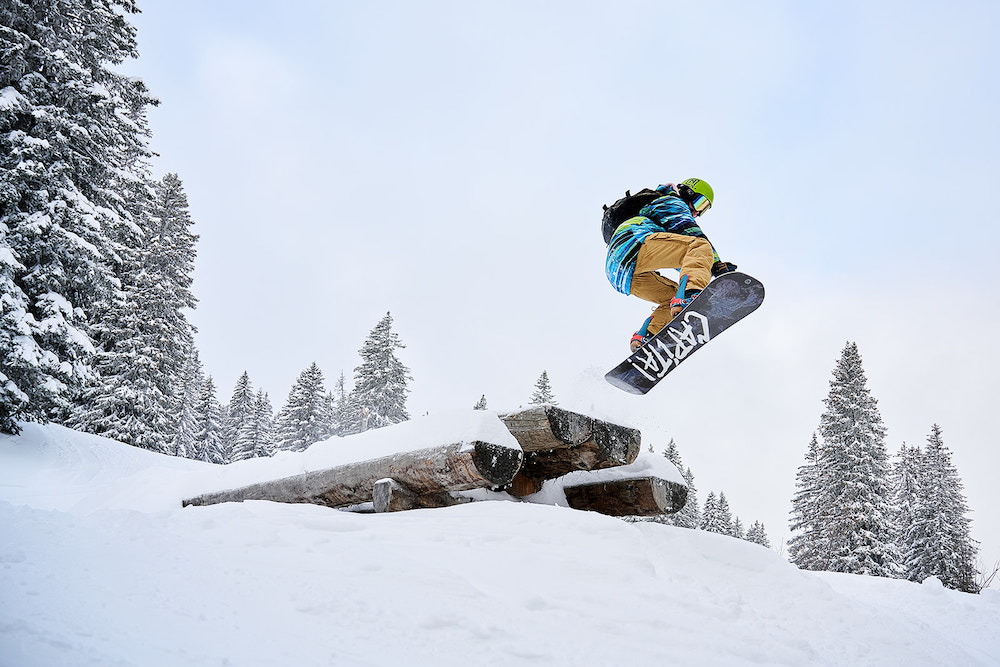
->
xmin=669 ymin=274 xmax=701 ymax=317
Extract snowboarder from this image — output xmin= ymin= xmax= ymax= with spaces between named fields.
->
xmin=604 ymin=178 xmax=738 ymax=351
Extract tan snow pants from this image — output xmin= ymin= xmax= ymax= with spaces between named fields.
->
xmin=629 ymin=233 xmax=715 ymax=336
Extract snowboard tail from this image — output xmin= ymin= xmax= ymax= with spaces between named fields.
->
xmin=605 ymin=272 xmax=764 ymax=395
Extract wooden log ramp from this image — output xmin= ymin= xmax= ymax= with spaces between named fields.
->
xmin=182 ymin=440 xmax=522 ymax=510
xmin=181 ymin=406 xmax=687 ymax=519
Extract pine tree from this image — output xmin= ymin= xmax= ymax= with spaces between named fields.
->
xmin=275 ymin=363 xmax=333 ymax=451
xmin=902 ymin=425 xmax=979 ymax=592
xmin=702 ymin=492 xmax=733 ymax=535
xmin=64 ymin=172 xmax=198 ymax=452
xmin=68 ymin=175 xmax=167 ymax=450
xmin=788 ymin=432 xmax=825 ymax=569
xmin=657 ymin=440 xmax=700 ymax=529
xmin=812 ymin=342 xmax=900 ymax=577
xmin=256 ymin=391 xmax=277 ymax=458
xmin=0 ymin=0 xmax=156 ymax=433
xmin=138 ymin=172 xmax=198 ymax=389
xmin=662 ymin=439 xmax=681 ymax=467
xmin=69 ymin=274 xmax=174 ymax=452
xmin=238 ymin=390 xmax=275 ymax=459
xmin=330 ymin=371 xmax=351 ymax=436
xmin=746 ymin=521 xmax=772 ymax=548
xmin=194 ymin=376 xmax=225 ymax=464
xmin=716 ymin=492 xmax=734 ymax=536
xmin=893 ymin=442 xmax=922 ymax=560
xmin=473 ymin=395 xmax=488 ymax=410
xmin=168 ymin=344 xmax=203 ymax=459
xmin=679 ymin=466 xmax=701 ymax=529
xmin=732 ymin=516 xmax=745 ymax=540
xmin=145 ymin=174 xmax=198 ymax=314
xmin=224 ymin=372 xmax=256 ymax=463
xmin=529 ymin=371 xmax=557 ymax=405
xmin=322 ymin=391 xmax=336 ymax=435
xmin=701 ymin=492 xmax=721 ymax=533
xmin=349 ymin=313 xmax=412 ymax=433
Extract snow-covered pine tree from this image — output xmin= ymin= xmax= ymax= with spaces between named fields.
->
xmin=473 ymin=395 xmax=488 ymax=410
xmin=65 ymin=171 xmax=198 ymax=452
xmin=662 ymin=439 xmax=681 ymax=465
xmin=239 ymin=390 xmax=276 ymax=459
xmin=275 ymin=363 xmax=333 ymax=451
xmin=700 ymin=492 xmax=719 ymax=532
xmin=0 ymin=0 xmax=156 ymax=433
xmin=701 ymin=491 xmax=738 ymax=536
xmin=168 ymin=344 xmax=204 ymax=459
xmin=651 ymin=441 xmax=681 ymax=527
xmin=194 ymin=376 xmax=225 ymax=464
xmin=814 ymin=342 xmax=900 ymax=577
xmin=322 ymin=391 xmax=336 ymax=435
xmin=529 ymin=371 xmax=557 ymax=405
xmin=69 ymin=257 xmax=175 ymax=451
xmin=139 ymin=172 xmax=198 ymax=391
xmin=348 ymin=313 xmax=412 ymax=433
xmin=224 ymin=372 xmax=256 ymax=463
xmin=657 ymin=439 xmax=700 ymax=528
xmin=679 ymin=466 xmax=701 ymax=529
xmin=716 ymin=492 xmax=734 ymax=536
xmin=902 ymin=425 xmax=979 ymax=592
xmin=257 ymin=391 xmax=277 ymax=457
xmin=746 ymin=521 xmax=772 ymax=548
xmin=732 ymin=516 xmax=745 ymax=540
xmin=788 ymin=432 xmax=825 ymax=570
xmin=330 ymin=371 xmax=352 ymax=437
xmin=893 ymin=442 xmax=922 ymax=561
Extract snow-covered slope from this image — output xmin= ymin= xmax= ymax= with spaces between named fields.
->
xmin=1 ymin=421 xmax=998 ymax=667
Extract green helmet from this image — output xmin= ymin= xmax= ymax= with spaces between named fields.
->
xmin=681 ymin=178 xmax=715 ymax=206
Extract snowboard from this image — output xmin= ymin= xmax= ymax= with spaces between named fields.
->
xmin=605 ymin=272 xmax=765 ymax=395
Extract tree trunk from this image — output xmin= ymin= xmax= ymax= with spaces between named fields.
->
xmin=500 ymin=406 xmax=641 ymax=495
xmin=182 ymin=440 xmax=522 ymax=509
xmin=563 ymin=477 xmax=688 ymax=516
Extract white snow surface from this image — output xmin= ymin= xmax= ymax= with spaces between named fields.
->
xmin=2 ymin=419 xmax=999 ymax=667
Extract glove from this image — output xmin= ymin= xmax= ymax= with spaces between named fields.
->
xmin=712 ymin=260 xmax=738 ymax=277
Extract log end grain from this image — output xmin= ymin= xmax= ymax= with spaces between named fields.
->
xmin=563 ymin=477 xmax=688 ymax=517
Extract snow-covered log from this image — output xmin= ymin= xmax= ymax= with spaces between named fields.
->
xmin=563 ymin=477 xmax=688 ymax=517
xmin=182 ymin=440 xmax=522 ymax=509
xmin=181 ymin=408 xmax=661 ymax=517
xmin=500 ymin=406 xmax=641 ymax=496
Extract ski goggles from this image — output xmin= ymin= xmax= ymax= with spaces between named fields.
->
xmin=689 ymin=193 xmax=712 ymax=216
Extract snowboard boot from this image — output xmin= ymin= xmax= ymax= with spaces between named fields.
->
xmin=630 ymin=315 xmax=653 ymax=353
xmin=630 ymin=332 xmax=648 ymax=353
xmin=669 ymin=273 xmax=700 ymax=317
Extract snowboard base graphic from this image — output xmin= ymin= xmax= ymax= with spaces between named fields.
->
xmin=605 ymin=272 xmax=764 ymax=395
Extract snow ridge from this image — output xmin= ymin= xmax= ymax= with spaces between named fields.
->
xmin=1 ymin=421 xmax=998 ymax=666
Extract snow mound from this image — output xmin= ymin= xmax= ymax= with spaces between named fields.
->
xmin=0 ymin=411 xmax=519 ymax=513
xmin=1 ymin=421 xmax=998 ymax=667
xmin=0 ymin=422 xmax=208 ymax=512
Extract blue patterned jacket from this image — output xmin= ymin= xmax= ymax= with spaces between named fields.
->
xmin=604 ymin=184 xmax=720 ymax=294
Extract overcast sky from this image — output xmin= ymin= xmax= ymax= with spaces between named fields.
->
xmin=122 ymin=1 xmax=1000 ymax=573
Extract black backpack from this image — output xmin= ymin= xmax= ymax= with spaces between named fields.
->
xmin=601 ymin=188 xmax=662 ymax=244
